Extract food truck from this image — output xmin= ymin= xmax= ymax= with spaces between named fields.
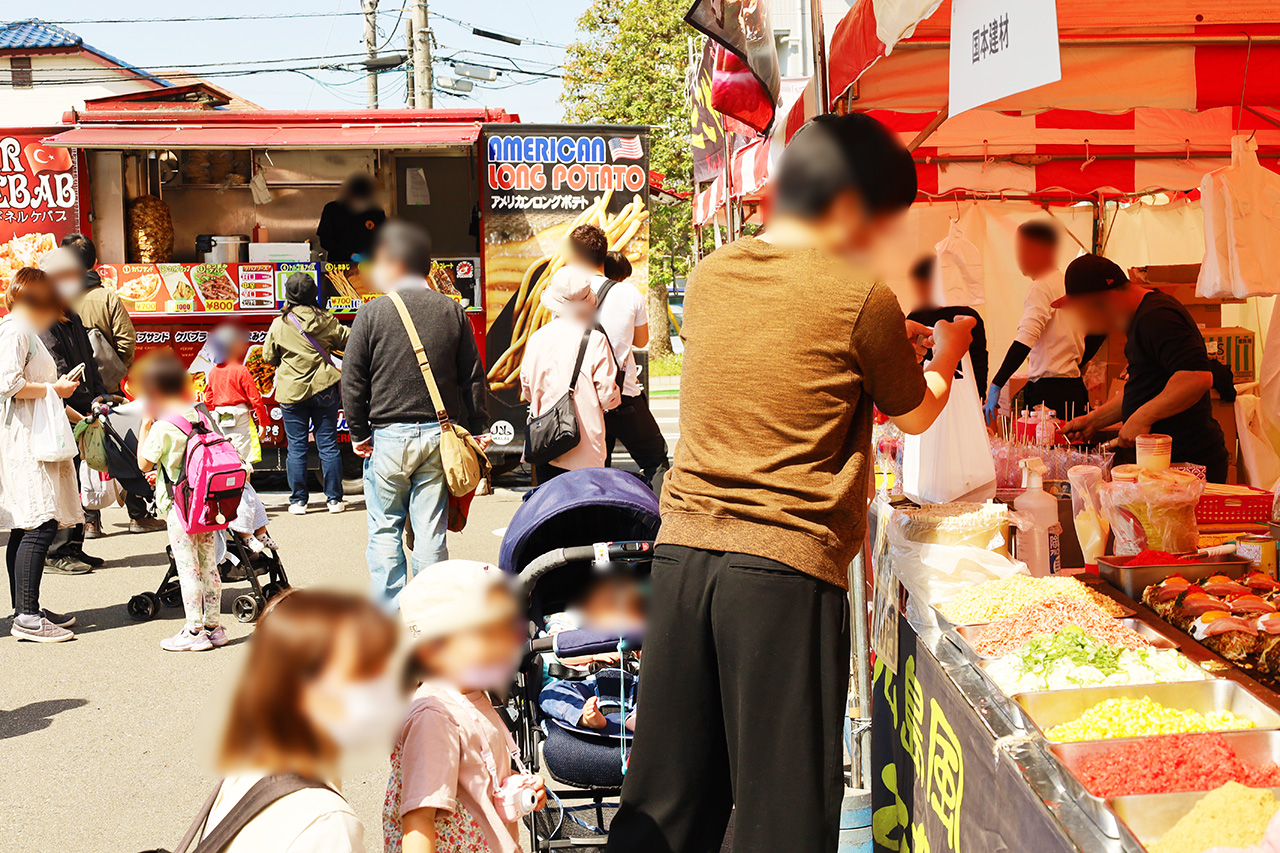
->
xmin=3 ymin=105 xmax=650 ymax=474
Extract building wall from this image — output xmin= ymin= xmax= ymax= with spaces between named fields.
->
xmin=0 ymin=54 xmax=160 ymax=126
xmin=772 ymin=0 xmax=856 ymax=78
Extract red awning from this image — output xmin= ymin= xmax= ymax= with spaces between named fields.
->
xmin=42 ymin=108 xmax=511 ymax=150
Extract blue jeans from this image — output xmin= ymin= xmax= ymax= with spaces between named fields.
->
xmin=364 ymin=422 xmax=448 ymax=611
xmin=280 ymin=385 xmax=344 ymax=506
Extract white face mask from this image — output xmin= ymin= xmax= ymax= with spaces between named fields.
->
xmin=457 ymin=654 xmax=520 ymax=692
xmin=312 ymin=671 xmax=405 ymax=753
xmin=56 ymin=279 xmax=82 ymax=304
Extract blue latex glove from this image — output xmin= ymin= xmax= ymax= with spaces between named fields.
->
xmin=983 ymin=385 xmax=1001 ymax=425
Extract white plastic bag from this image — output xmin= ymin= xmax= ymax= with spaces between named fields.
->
xmin=31 ymin=385 xmax=76 ymax=462
xmin=932 ymin=211 xmax=985 ymax=307
xmin=902 ymin=354 xmax=996 ymax=504
xmin=887 ymin=505 xmax=1025 ymax=607
xmin=79 ymin=460 xmax=121 ymax=510
xmin=1197 ymin=135 xmax=1280 ymax=299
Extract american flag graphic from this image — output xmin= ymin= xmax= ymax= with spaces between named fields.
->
xmin=608 ymin=136 xmax=644 ymax=161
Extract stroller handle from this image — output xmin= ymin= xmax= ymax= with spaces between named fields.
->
xmin=517 ymin=541 xmax=653 ymax=594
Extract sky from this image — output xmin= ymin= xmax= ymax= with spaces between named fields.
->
xmin=33 ymin=0 xmax=592 ymax=120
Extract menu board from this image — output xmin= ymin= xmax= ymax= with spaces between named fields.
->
xmin=320 ymin=257 xmax=480 ymax=314
xmin=96 ymin=262 xmax=322 ymax=315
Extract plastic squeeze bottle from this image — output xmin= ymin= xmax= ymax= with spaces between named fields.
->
xmin=1016 ymin=457 xmax=1060 ymax=577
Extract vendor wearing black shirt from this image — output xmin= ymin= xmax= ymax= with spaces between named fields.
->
xmin=1060 ymin=254 xmax=1229 ymax=482
xmin=905 ymin=255 xmax=989 ymax=392
xmin=316 ymin=173 xmax=386 ymax=264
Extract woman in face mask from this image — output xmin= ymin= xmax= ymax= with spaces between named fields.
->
xmin=384 ymin=560 xmax=546 ymax=853
xmin=172 ymin=588 xmax=401 ymax=853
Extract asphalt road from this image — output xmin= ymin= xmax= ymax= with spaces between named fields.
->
xmin=0 ymin=487 xmax=527 ymax=852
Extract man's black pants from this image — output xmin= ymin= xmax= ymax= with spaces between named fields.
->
xmin=608 ymin=544 xmax=850 ymax=853
xmin=1022 ymin=376 xmax=1089 ymax=420
xmin=605 ymin=394 xmax=668 ymax=484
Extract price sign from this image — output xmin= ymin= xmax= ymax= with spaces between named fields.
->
xmin=134 ymin=301 xmax=156 ymax=313
xmin=205 ymin=300 xmax=236 ymax=313
xmin=165 ymin=300 xmax=195 ymax=313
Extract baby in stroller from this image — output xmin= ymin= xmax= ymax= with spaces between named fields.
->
xmin=539 ymin=571 xmax=644 ymax=736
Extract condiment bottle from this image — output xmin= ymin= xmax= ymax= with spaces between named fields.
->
xmin=1015 ymin=457 xmax=1060 ymax=577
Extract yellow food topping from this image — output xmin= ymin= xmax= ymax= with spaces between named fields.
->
xmin=938 ymin=574 xmax=1126 ymax=625
xmin=1045 ymin=697 xmax=1257 ymax=743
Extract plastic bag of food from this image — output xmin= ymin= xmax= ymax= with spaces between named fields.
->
xmin=888 ymin=501 xmax=1026 ymax=605
xmin=902 ymin=354 xmax=996 ymax=504
xmin=1068 ymin=465 xmax=1110 ymax=567
xmin=1100 ymin=468 xmax=1203 ymax=555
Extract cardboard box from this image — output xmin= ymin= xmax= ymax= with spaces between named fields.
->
xmin=1203 ymin=327 xmax=1256 ymax=382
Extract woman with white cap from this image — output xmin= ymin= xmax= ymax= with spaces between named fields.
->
xmin=519 ymin=267 xmax=621 ymax=484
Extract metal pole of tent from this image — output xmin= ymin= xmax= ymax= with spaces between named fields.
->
xmin=849 ymin=548 xmax=873 ymax=791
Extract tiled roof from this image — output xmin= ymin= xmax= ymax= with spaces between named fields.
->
xmin=0 ymin=19 xmax=82 ymax=50
xmin=0 ymin=19 xmax=170 ymax=86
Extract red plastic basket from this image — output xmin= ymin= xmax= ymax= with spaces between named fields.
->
xmin=1195 ymin=487 xmax=1273 ymax=525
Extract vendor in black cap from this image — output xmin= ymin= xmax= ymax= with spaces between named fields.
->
xmin=1060 ymin=254 xmax=1229 ymax=481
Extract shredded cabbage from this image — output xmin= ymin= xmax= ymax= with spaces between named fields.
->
xmin=985 ymin=626 xmax=1209 ymax=694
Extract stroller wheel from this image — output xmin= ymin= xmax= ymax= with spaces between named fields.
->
xmin=262 ymin=582 xmax=285 ymax=601
xmin=232 ymin=593 xmax=265 ymax=623
xmin=127 ymin=592 xmax=160 ymax=621
xmin=160 ymin=586 xmax=182 ymax=608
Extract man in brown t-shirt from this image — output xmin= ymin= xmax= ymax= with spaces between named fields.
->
xmin=609 ymin=114 xmax=975 ymax=853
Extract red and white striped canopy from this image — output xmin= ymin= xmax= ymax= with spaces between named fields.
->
xmin=825 ymin=1 xmax=1280 ymax=194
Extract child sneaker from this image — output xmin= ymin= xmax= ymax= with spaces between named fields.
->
xmin=161 ymin=628 xmax=213 ymax=652
xmin=243 ymin=535 xmax=266 ymax=555
xmin=258 ymin=532 xmax=279 ymax=551
xmin=205 ymin=626 xmax=230 ymax=648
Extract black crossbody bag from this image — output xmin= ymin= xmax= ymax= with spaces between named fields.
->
xmin=525 ymin=329 xmax=592 ymax=465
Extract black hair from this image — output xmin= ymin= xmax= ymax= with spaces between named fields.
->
xmin=909 ymin=255 xmax=935 ymax=283
xmin=569 ymin=224 xmax=609 ymax=268
xmin=343 ymin=173 xmax=377 ymax=201
xmin=604 ymin=250 xmax=632 ymax=282
xmin=773 ymin=113 xmax=917 ymax=219
xmin=60 ymin=232 xmax=97 ymax=268
xmin=1017 ymin=220 xmax=1060 ymax=248
xmin=374 ymin=220 xmax=433 ymax=277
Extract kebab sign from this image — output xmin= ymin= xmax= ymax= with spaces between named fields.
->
xmin=0 ymin=135 xmax=81 ymax=294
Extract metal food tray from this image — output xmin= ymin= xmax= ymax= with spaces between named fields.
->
xmin=1014 ymin=680 xmax=1280 ymax=743
xmin=1051 ymin=730 xmax=1280 ymax=795
xmin=1106 ymin=786 xmax=1280 ymax=847
xmin=955 ymin=618 xmax=1179 ymax=662
xmin=1097 ymin=554 xmax=1253 ymax=600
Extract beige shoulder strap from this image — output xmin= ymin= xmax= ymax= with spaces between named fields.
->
xmin=387 ymin=292 xmax=452 ymax=427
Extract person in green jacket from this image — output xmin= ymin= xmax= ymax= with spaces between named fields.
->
xmin=262 ymin=274 xmax=350 ymax=514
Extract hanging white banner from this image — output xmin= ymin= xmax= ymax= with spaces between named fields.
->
xmin=948 ymin=0 xmax=1061 ymax=116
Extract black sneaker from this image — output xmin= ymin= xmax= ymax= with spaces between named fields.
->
xmin=44 ymin=556 xmax=92 ymax=575
xmin=67 ymin=548 xmax=105 ymax=568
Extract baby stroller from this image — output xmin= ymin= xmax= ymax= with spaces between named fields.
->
xmin=500 ymin=468 xmax=660 ymax=851
xmin=83 ymin=399 xmax=290 ymax=624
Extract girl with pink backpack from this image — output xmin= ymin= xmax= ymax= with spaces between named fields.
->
xmin=136 ymin=351 xmax=246 ymax=652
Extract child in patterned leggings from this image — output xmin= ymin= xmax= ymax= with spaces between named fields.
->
xmin=136 ymin=352 xmax=227 ymax=653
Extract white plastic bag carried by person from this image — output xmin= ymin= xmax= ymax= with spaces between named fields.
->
xmin=902 ymin=353 xmax=996 ymax=504
xmin=31 ymin=385 xmax=76 ymax=462
xmin=79 ymin=460 xmax=121 ymax=510
xmin=1197 ymin=135 xmax=1280 ymax=299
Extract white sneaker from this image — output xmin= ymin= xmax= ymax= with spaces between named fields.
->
xmin=327 ymin=500 xmax=346 ymax=514
xmin=161 ymin=628 xmax=213 ymax=652
xmin=288 ymin=503 xmax=307 ymax=515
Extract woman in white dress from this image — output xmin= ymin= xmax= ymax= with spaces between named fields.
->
xmin=0 ymin=268 xmax=83 ymax=643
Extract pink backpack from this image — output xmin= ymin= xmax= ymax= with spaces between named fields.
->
xmin=161 ymin=411 xmax=247 ymax=534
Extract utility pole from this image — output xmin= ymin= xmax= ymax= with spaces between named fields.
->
xmin=808 ymin=0 xmax=828 ymax=111
xmin=363 ymin=0 xmax=380 ymax=109
xmin=405 ymin=18 xmax=416 ymax=108
xmin=411 ymin=0 xmax=433 ymax=108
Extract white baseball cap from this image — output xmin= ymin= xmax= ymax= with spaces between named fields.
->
xmin=399 ymin=559 xmax=519 ymax=643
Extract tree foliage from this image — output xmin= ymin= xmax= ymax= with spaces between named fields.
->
xmin=562 ymin=0 xmax=693 ymax=358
